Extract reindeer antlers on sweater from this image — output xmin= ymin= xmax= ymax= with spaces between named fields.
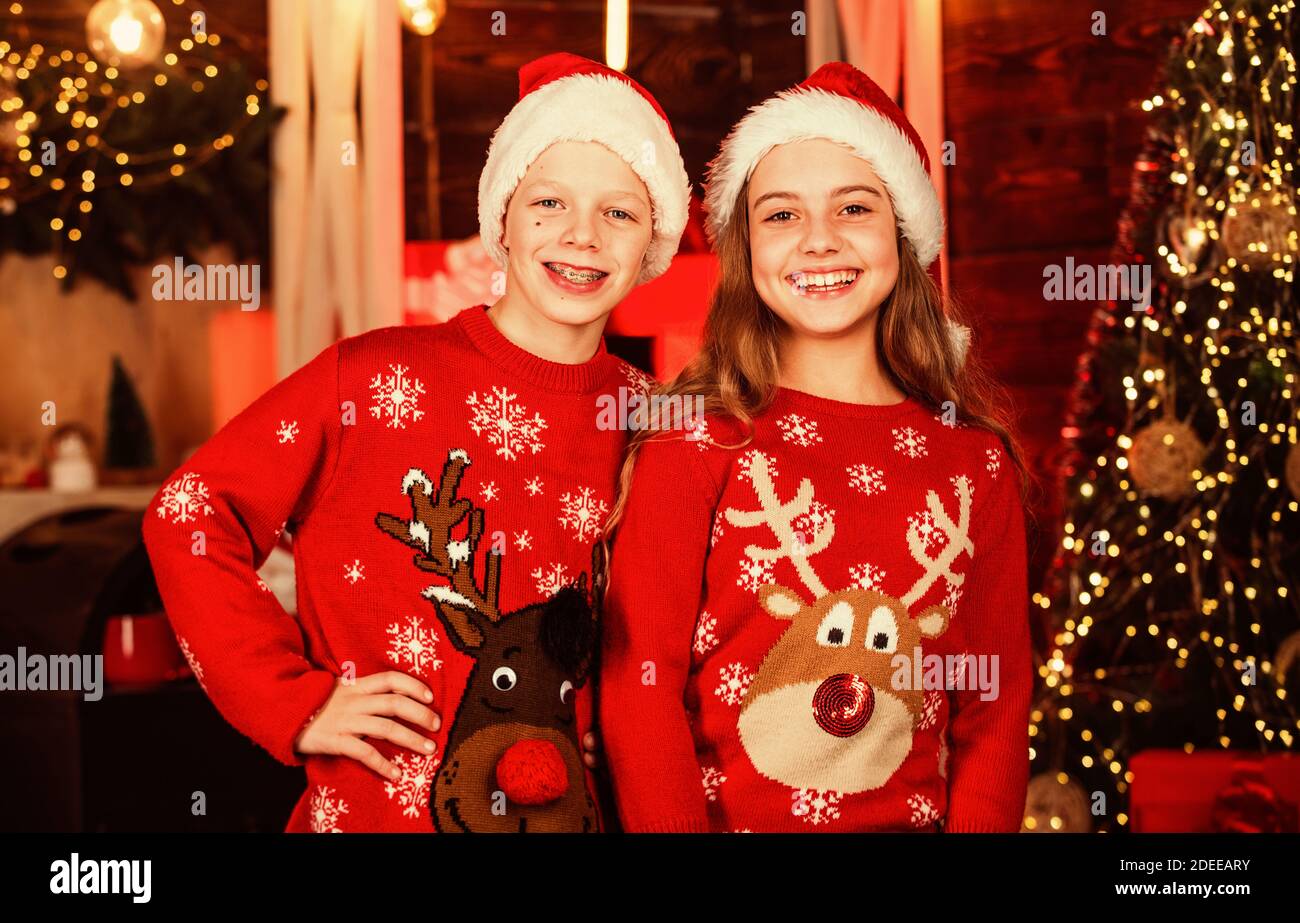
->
xmin=375 ymin=449 xmax=502 ymax=628
xmin=901 ymin=476 xmax=973 ymax=607
xmin=724 ymin=452 xmax=833 ymax=599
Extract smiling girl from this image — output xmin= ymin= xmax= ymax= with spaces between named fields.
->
xmin=143 ymin=53 xmax=690 ymax=832
xmin=599 ymin=63 xmax=1033 ymax=832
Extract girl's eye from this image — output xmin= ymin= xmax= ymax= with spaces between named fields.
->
xmin=492 ymin=667 xmax=518 ymax=691
xmin=842 ymin=203 xmax=872 ymax=216
xmin=765 ymin=210 xmax=795 ymax=223
xmin=560 ymin=680 xmax=574 ymax=704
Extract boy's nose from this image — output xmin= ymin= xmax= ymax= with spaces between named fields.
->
xmin=812 ymin=673 xmax=874 ymax=737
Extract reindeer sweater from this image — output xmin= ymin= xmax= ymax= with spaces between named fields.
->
xmin=143 ymin=305 xmax=644 ymax=832
xmin=600 ymin=389 xmax=1032 ymax=832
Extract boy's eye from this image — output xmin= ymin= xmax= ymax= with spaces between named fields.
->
xmin=535 ymin=198 xmax=562 ymax=209
xmin=492 ymin=667 xmax=518 ymax=691
xmin=608 ymin=208 xmax=633 ymax=221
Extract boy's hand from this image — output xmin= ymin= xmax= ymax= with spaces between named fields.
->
xmin=582 ymin=731 xmax=601 ymax=769
xmin=293 ymin=672 xmax=441 ymax=782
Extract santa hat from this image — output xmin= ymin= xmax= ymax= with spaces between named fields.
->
xmin=704 ymin=62 xmax=968 ymax=362
xmin=478 ymin=53 xmax=692 ymax=284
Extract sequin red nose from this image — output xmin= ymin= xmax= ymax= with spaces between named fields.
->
xmin=495 ymin=739 xmax=569 ymax=805
xmin=812 ymin=673 xmax=874 ymax=737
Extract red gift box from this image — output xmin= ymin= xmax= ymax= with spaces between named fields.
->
xmin=1129 ymin=749 xmax=1300 ymax=832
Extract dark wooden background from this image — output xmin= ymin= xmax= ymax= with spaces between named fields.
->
xmin=4 ymin=0 xmax=1204 ymax=584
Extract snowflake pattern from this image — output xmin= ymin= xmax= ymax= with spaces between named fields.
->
xmin=384 ymin=752 xmax=439 ymax=819
xmin=907 ymin=510 xmax=948 ymax=557
xmin=343 ymin=559 xmax=365 ymax=585
xmin=701 ymin=766 xmax=727 ymax=802
xmin=466 ymin=386 xmax=547 ymax=461
xmin=368 ymin=364 xmax=426 ymax=429
xmin=683 ymin=417 xmax=710 ymax=450
xmin=386 ymin=614 xmax=442 ymax=674
xmin=737 ymin=450 xmax=779 ymax=484
xmin=736 ymin=555 xmax=775 ymax=593
xmin=918 ymin=689 xmax=943 ymax=731
xmin=908 ymin=792 xmax=941 ymax=828
xmin=310 ymin=785 xmax=350 ymax=833
xmin=846 ymin=463 xmax=886 ymax=496
xmin=714 ymin=662 xmax=754 ymax=706
xmin=848 ymin=561 xmax=887 ymax=592
xmin=622 ymin=363 xmax=655 ymax=396
xmin=177 ymin=635 xmax=205 ymax=689
xmin=943 ymin=583 xmax=963 ymax=617
xmin=156 ymin=472 xmax=215 ymax=525
xmin=986 ymin=447 xmax=1002 ymax=478
xmin=693 ymin=611 xmax=718 ymax=656
xmin=532 ymin=562 xmax=573 ymax=598
xmin=892 ymin=426 xmax=927 ymax=459
xmin=711 ymin=511 xmax=725 ymax=548
xmin=479 ymin=480 xmax=498 ymax=502
xmin=776 ymin=413 xmax=823 ymax=447
xmin=557 ymin=487 xmax=608 ymax=543
xmin=792 ymin=789 xmax=842 ymax=826
xmin=276 ymin=420 xmax=300 ymax=444
xmin=513 ymin=530 xmax=533 ymax=551
xmin=524 ymin=476 xmax=544 ymax=497
xmin=792 ymin=498 xmax=835 ymax=542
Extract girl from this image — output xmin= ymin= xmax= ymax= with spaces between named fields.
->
xmin=599 ymin=62 xmax=1032 ymax=833
xmin=143 ymin=53 xmax=691 ymax=832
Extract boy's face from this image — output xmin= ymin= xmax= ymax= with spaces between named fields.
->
xmin=746 ymin=138 xmax=900 ymax=340
xmin=500 ymin=141 xmax=654 ymax=328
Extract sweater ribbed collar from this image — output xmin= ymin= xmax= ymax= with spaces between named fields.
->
xmin=453 ymin=304 xmax=619 ymax=394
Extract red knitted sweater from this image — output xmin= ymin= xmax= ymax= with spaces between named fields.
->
xmin=143 ymin=306 xmax=642 ymax=832
xmin=600 ymin=388 xmax=1031 ymax=832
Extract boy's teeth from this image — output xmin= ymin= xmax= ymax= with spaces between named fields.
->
xmin=547 ymin=263 xmax=606 ymax=284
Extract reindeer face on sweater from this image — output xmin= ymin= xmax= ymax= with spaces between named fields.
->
xmin=723 ymin=452 xmax=970 ymax=795
xmin=737 ymin=585 xmax=949 ymax=794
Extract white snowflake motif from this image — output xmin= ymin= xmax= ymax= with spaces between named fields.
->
xmin=693 ymin=611 xmax=718 ymax=657
xmin=711 ymin=511 xmax=725 ymax=548
xmin=701 ymin=766 xmax=727 ymax=802
xmin=156 ymin=472 xmax=215 ymax=525
xmin=986 ymin=447 xmax=1002 ymax=479
xmin=368 ymin=364 xmax=426 ymax=430
xmin=386 ymin=614 xmax=442 ymax=674
xmin=466 ymin=386 xmax=547 ymax=461
xmin=384 ymin=752 xmax=439 ymax=819
xmin=918 ymin=689 xmax=943 ymax=731
xmin=792 ymin=499 xmax=835 ymax=543
xmin=622 ymin=363 xmax=655 ymax=396
xmin=776 ymin=413 xmax=823 ymax=447
xmin=683 ymin=417 xmax=710 ymax=450
xmin=479 ymin=480 xmax=498 ymax=502
xmin=513 ymin=530 xmax=533 ymax=551
xmin=737 ymin=450 xmax=779 ymax=484
xmin=524 ymin=476 xmax=544 ymax=497
xmin=792 ymin=789 xmax=842 ymax=826
xmin=943 ymin=583 xmax=963 ymax=617
xmin=907 ymin=510 xmax=948 ymax=557
xmin=276 ymin=420 xmax=300 ymax=445
xmin=736 ymin=555 xmax=775 ymax=593
xmin=846 ymin=463 xmax=886 ymax=496
xmin=177 ymin=636 xmax=205 ymax=689
xmin=310 ymin=785 xmax=350 ymax=833
xmin=556 ymin=486 xmax=608 ymax=543
xmin=848 ymin=562 xmax=887 ymax=592
xmin=892 ymin=425 xmax=928 ymax=459
xmin=908 ymin=793 xmax=941 ymax=828
xmin=532 ymin=562 xmax=573 ymax=598
xmin=714 ymin=662 xmax=754 ymax=706
xmin=343 ymin=559 xmax=365 ymax=585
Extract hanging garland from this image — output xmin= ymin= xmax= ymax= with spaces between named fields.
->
xmin=0 ymin=0 xmax=282 ymax=300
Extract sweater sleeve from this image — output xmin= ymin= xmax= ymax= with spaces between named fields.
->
xmin=142 ymin=343 xmax=343 ymax=766
xmin=600 ymin=435 xmax=717 ymax=832
xmin=943 ymin=454 xmax=1032 ymax=832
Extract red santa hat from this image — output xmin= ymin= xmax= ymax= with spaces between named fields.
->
xmin=478 ymin=53 xmax=692 ymax=284
xmin=703 ymin=62 xmax=944 ymax=269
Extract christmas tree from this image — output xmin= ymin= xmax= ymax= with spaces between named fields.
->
xmin=1030 ymin=0 xmax=1299 ymax=832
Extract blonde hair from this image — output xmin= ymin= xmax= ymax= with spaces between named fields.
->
xmin=604 ymin=177 xmax=1035 ymax=541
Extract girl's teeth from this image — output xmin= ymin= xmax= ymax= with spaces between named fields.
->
xmin=790 ymin=270 xmax=858 ymax=291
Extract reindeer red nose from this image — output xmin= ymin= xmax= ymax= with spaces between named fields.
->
xmin=495 ymin=739 xmax=569 ymax=805
xmin=813 ymin=673 xmax=874 ymax=737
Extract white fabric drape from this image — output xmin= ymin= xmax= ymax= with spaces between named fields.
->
xmin=270 ymin=0 xmax=403 ymax=378
xmin=809 ymin=0 xmax=949 ymax=291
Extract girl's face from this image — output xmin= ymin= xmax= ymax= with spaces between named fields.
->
xmin=747 ymin=138 xmax=900 ymax=338
xmin=500 ymin=141 xmax=653 ymax=328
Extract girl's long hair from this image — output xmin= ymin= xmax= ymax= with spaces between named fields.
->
xmin=603 ymin=177 xmax=1035 ymax=540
